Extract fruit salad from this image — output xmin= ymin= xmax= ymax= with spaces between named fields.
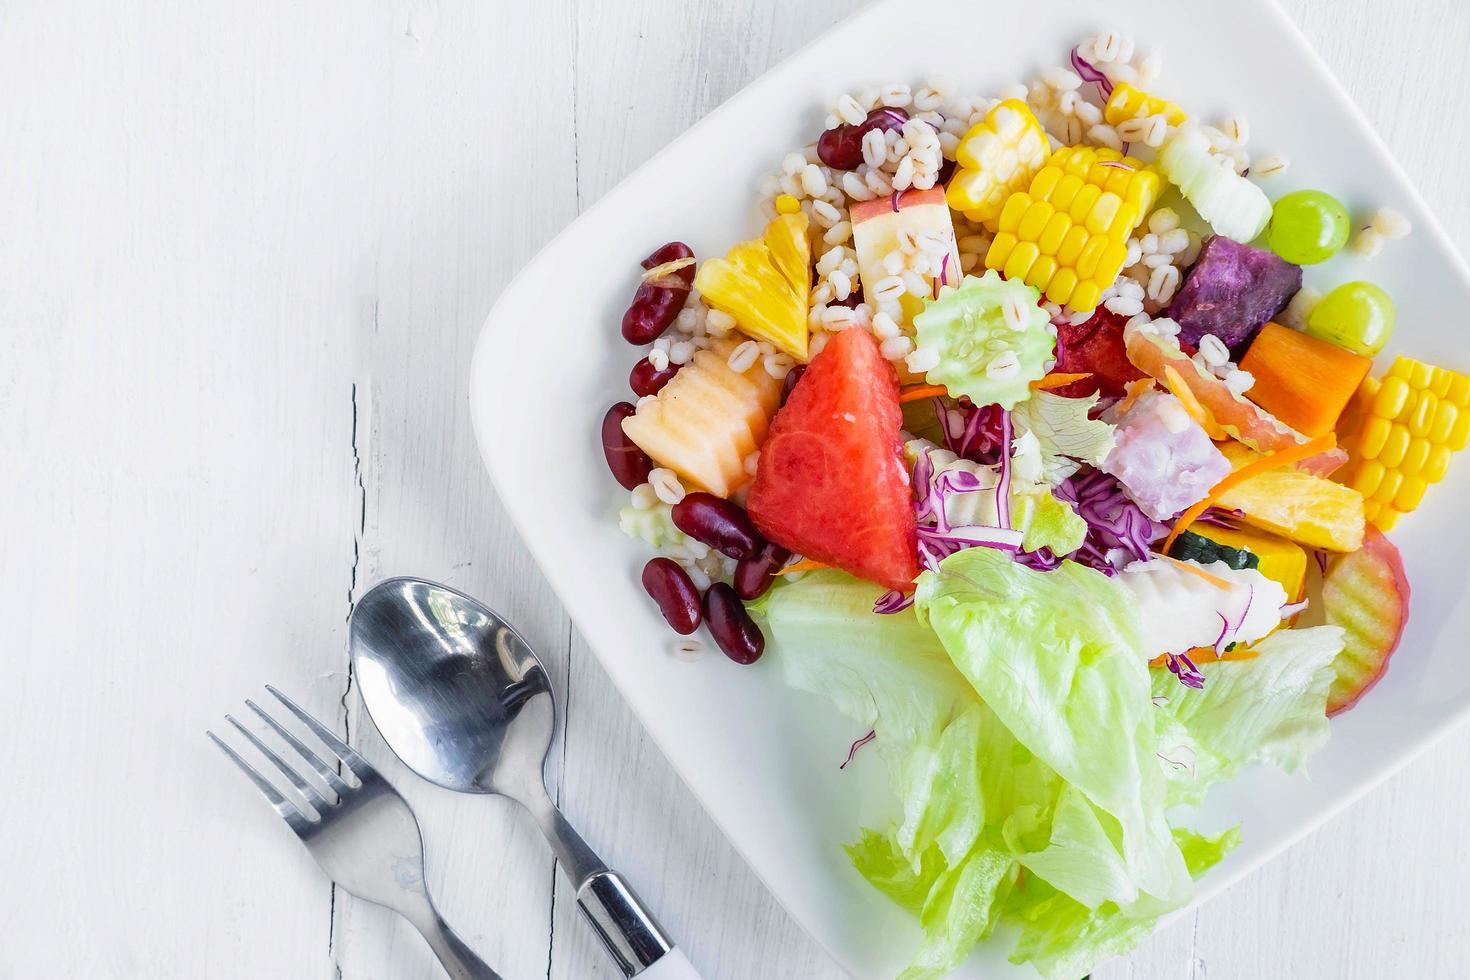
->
xmin=597 ymin=28 xmax=1464 ymax=980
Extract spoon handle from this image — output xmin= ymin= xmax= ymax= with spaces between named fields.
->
xmin=578 ymin=870 xmax=704 ymax=978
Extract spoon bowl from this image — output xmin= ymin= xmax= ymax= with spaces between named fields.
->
xmin=349 ymin=578 xmax=553 ymax=803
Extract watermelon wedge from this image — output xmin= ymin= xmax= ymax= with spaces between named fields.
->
xmin=747 ymin=328 xmax=920 ymax=591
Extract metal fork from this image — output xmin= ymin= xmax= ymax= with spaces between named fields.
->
xmin=209 ymin=686 xmax=501 ymax=980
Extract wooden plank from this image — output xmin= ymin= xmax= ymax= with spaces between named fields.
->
xmin=329 ymin=1 xmax=580 ymax=979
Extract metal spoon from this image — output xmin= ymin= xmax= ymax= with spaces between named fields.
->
xmin=348 ymin=577 xmax=702 ymax=980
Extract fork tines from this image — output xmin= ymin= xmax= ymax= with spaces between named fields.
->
xmin=207 ymin=686 xmax=373 ymax=832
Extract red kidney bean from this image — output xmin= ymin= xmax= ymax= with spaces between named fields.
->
xmin=816 ymin=107 xmax=911 ymax=171
xmin=601 ymin=403 xmax=653 ymax=490
xmin=621 ymin=242 xmax=695 ymax=344
xmin=704 ymin=584 xmax=764 ymax=664
xmin=780 ymin=364 xmax=807 ymax=407
xmin=734 ymin=542 xmax=790 ymax=601
xmin=671 ymin=492 xmax=761 ymax=560
xmin=629 ymin=357 xmax=680 ymax=397
xmin=641 ymin=558 xmax=701 ymax=635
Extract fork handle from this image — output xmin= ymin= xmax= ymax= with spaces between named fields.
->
xmin=413 ymin=906 xmax=503 ymax=980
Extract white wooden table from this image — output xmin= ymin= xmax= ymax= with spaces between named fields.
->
xmin=7 ymin=1 xmax=1469 ymax=977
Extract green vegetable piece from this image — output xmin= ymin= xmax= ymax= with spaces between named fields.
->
xmin=1305 ymin=280 xmax=1396 ymax=356
xmin=1167 ymin=529 xmax=1259 ymax=570
xmin=617 ymin=503 xmax=686 ymax=549
xmin=1266 ymin=189 xmax=1351 ymax=265
xmin=912 ymin=270 xmax=1054 ymax=409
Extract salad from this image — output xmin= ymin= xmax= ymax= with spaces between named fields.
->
xmin=598 ymin=29 xmax=1468 ymax=979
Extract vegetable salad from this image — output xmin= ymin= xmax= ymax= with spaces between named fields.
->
xmin=598 ymin=29 xmax=1467 ymax=979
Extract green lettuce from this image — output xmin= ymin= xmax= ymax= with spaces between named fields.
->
xmin=1011 ymin=390 xmax=1117 ymax=486
xmin=917 ymin=548 xmax=1190 ymax=910
xmin=763 ymin=560 xmax=1337 ymax=979
xmin=1151 ymin=625 xmax=1345 ymax=806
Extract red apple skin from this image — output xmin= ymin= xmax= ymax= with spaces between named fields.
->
xmin=1323 ymin=526 xmax=1410 ymax=716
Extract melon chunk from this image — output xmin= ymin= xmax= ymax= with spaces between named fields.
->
xmin=622 ymin=338 xmax=782 ymax=497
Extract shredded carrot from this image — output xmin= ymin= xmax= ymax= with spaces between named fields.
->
xmin=1161 ymin=554 xmax=1234 ymax=590
xmin=1162 ymin=365 xmax=1227 ymax=439
xmin=1161 ymin=432 xmax=1338 ymax=554
xmin=899 ymin=383 xmax=950 ymax=403
xmin=1031 ymin=372 xmax=1093 ymax=391
xmin=1149 ymin=644 xmax=1260 ymax=668
xmin=778 ymin=558 xmax=830 ymax=576
xmin=1116 ymin=378 xmax=1155 ymax=415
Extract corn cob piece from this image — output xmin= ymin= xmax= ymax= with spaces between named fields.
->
xmin=945 ymin=99 xmax=1050 ymax=226
xmin=1336 ymin=355 xmax=1470 ymax=530
xmin=1156 ymin=124 xmax=1271 ymax=242
xmin=1104 ymin=82 xmax=1187 ymax=127
xmin=982 ymin=146 xmax=1158 ymax=313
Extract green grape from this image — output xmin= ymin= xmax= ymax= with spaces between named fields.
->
xmin=1305 ymin=281 xmax=1395 ymax=356
xmin=1266 ymin=190 xmax=1351 ymax=265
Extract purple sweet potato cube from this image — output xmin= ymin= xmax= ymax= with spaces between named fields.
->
xmin=1167 ymin=235 xmax=1301 ymax=351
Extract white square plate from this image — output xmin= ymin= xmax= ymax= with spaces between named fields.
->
xmin=471 ymin=1 xmax=1470 ymax=975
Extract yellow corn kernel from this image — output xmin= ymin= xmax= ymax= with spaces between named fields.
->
xmin=1046 ymin=268 xmax=1079 ymax=306
xmin=1357 ymin=415 xmax=1392 ymax=459
xmin=985 ymin=232 xmax=1018 ymax=269
xmin=996 ymin=192 xmax=1031 ymax=234
xmin=1017 ymin=200 xmax=1055 ymax=242
xmin=1038 ymin=211 xmax=1072 ymax=255
xmin=1387 ymin=356 xmax=1413 ymax=380
xmin=1373 ymin=468 xmax=1404 ymax=505
xmin=1093 ymin=147 xmax=1123 ymax=163
xmin=1104 ymin=82 xmax=1188 ymax=127
xmin=1373 ymin=376 xmax=1412 ymax=420
xmin=1394 ymin=476 xmax=1428 ymax=512
xmin=1026 ymin=255 xmax=1058 ymax=292
xmin=1056 ymin=225 xmax=1090 ymax=266
xmin=1069 ymin=280 xmax=1101 ymax=312
xmin=1449 ymin=373 xmax=1470 ymax=407
xmin=1450 ymin=411 xmax=1470 ymax=451
xmin=1400 ymin=438 xmax=1430 ymax=478
xmin=1084 ymin=192 xmax=1122 ymax=236
xmin=1069 ymin=184 xmax=1103 ymax=224
xmin=774 ymin=194 xmax=801 ymax=215
xmin=1029 ymin=165 xmax=1063 ymax=202
xmin=1060 ymin=150 xmax=1092 ymax=178
xmin=1352 ymin=459 xmax=1386 ymax=497
xmin=1430 ymin=400 xmax=1458 ymax=444
xmin=1424 ymin=445 xmax=1453 ymax=483
xmin=1409 ymin=359 xmax=1434 ymax=389
xmin=1106 ymin=201 xmax=1142 ymax=241
xmin=1378 ymin=424 xmax=1411 ymax=468
xmin=1408 ymin=389 xmax=1437 ymax=437
xmin=1004 ymin=241 xmax=1041 ymax=281
xmin=1372 ymin=507 xmax=1402 ymax=532
xmin=1074 ymin=236 xmax=1107 ymax=280
xmin=1430 ymin=367 xmax=1453 ymax=399
xmin=1048 ymin=174 xmax=1082 ymax=210
xmin=1093 ymin=239 xmax=1129 ymax=286
xmin=1123 ymin=170 xmax=1161 ymax=212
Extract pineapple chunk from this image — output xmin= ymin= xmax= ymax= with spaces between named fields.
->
xmin=694 ymin=213 xmax=811 ymax=361
xmin=1193 ymin=523 xmax=1308 ymax=601
xmin=1215 ymin=442 xmax=1366 ymax=552
xmin=621 ymin=338 xmax=782 ymax=497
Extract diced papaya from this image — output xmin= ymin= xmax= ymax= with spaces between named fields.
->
xmin=1214 ymin=442 xmax=1365 ymax=552
xmin=1192 ymin=523 xmax=1309 ymax=601
xmin=1239 ymin=322 xmax=1373 ymax=437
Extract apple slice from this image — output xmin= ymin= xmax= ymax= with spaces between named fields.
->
xmin=850 ymin=186 xmax=962 ymax=327
xmin=1322 ymin=525 xmax=1410 ymax=715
